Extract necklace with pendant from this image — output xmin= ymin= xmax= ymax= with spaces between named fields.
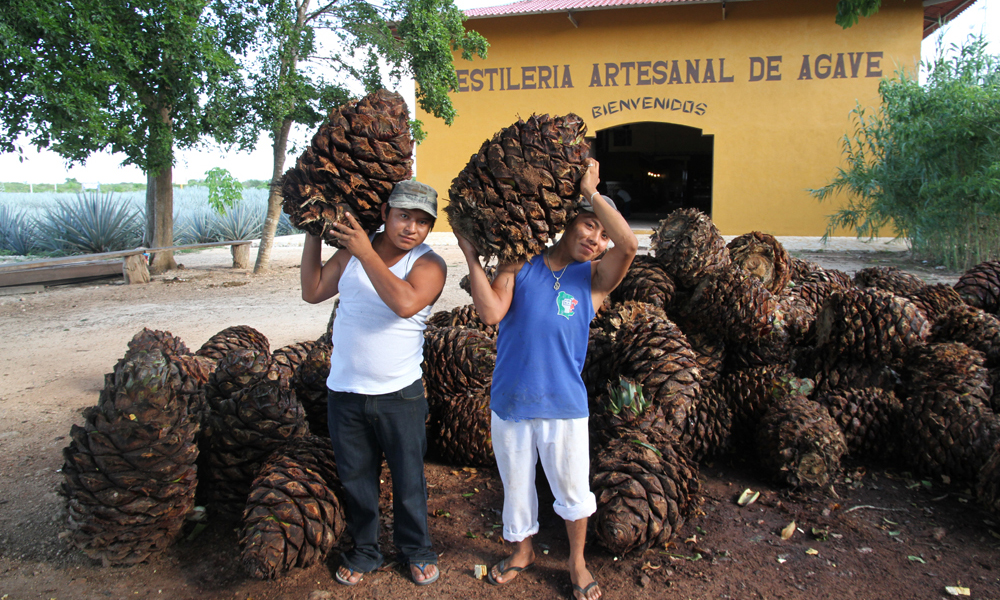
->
xmin=545 ymin=250 xmax=569 ymax=290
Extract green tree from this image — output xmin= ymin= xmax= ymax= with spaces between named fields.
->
xmin=205 ymin=167 xmax=244 ymax=215
xmin=835 ymin=0 xmax=884 ymax=29
xmin=811 ymin=36 xmax=1000 ymax=269
xmin=0 ymin=0 xmax=259 ymax=273
xmin=247 ymin=0 xmax=487 ymax=273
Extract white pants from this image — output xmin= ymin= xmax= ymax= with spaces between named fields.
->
xmin=491 ymin=411 xmax=597 ymax=542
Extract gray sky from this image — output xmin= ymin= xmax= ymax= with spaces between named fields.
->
xmin=1 ymin=0 xmax=996 ymax=186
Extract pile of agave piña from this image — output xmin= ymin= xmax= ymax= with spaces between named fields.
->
xmin=59 ymin=86 xmax=1000 ymax=574
xmin=59 ymin=214 xmax=1000 ymax=576
xmin=61 ymin=324 xmax=342 ymax=577
xmin=427 ymin=210 xmax=1000 ymax=557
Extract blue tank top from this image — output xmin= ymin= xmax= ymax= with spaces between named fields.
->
xmin=491 ymin=256 xmax=594 ymax=421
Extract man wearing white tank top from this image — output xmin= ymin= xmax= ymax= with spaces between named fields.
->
xmin=300 ymin=180 xmax=446 ymax=587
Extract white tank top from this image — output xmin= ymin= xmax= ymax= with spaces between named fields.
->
xmin=326 ymin=241 xmax=435 ymax=394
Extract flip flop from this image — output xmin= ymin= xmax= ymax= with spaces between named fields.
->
xmin=573 ymin=581 xmax=601 ymax=600
xmin=334 ymin=565 xmax=364 ymax=586
xmin=410 ymin=562 xmax=439 ymax=586
xmin=486 ymin=557 xmax=532 ymax=585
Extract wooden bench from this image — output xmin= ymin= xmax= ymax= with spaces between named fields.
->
xmin=0 ymin=240 xmax=253 ymax=289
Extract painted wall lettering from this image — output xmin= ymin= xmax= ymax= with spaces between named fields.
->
xmin=455 ymin=65 xmax=574 ymax=91
xmin=590 ymin=58 xmax=733 ymax=87
xmin=749 ymin=56 xmax=782 ymax=82
xmin=867 ymin=51 xmax=883 ymax=77
xmin=591 ymin=96 xmax=708 ymax=119
xmin=798 ymin=51 xmax=883 ymax=80
xmin=455 ymin=52 xmax=884 ymax=92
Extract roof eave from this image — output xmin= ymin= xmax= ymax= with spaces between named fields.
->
xmin=922 ymin=0 xmax=979 ymax=39
xmin=463 ymin=0 xmax=754 ymax=21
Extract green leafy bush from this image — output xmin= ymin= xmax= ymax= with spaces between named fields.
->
xmin=811 ymin=36 xmax=1000 ymax=270
xmin=34 ymin=192 xmax=143 ymax=254
xmin=204 ymin=167 xmax=244 ymax=215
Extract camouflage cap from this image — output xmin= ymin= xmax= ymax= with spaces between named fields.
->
xmin=388 ymin=180 xmax=437 ymax=219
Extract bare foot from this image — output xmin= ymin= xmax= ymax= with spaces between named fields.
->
xmin=569 ymin=564 xmax=601 ymax=600
xmin=489 ymin=548 xmax=535 ymax=584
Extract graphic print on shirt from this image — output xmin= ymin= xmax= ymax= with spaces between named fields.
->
xmin=556 ymin=290 xmax=578 ymax=319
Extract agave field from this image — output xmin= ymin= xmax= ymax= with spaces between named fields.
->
xmin=0 ymin=187 xmax=298 ymax=257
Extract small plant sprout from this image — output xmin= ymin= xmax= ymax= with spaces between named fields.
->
xmin=205 ymin=167 xmax=244 ymax=216
xmin=606 ymin=377 xmax=649 ymax=417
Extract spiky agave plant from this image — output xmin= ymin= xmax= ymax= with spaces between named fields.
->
xmin=607 ymin=377 xmax=649 ymax=418
xmin=174 ymin=209 xmax=220 ymax=245
xmin=35 ymin=192 xmax=143 ymax=254
xmin=0 ymin=204 xmax=38 ymax=255
xmin=591 ymin=377 xmax=664 ymax=446
xmin=214 ymin=202 xmax=263 ymax=242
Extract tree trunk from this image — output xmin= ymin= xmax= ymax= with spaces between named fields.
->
xmin=144 ymin=172 xmax=156 ymax=246
xmin=149 ymin=107 xmax=177 ymax=275
xmin=253 ymin=118 xmax=294 ymax=274
xmin=253 ymin=0 xmax=311 ymax=274
xmin=149 ymin=163 xmax=177 ymax=274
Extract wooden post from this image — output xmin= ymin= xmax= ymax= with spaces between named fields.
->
xmin=232 ymin=243 xmax=251 ymax=269
xmin=123 ymin=255 xmax=150 ymax=284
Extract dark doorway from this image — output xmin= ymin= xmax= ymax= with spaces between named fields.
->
xmin=591 ymin=122 xmax=714 ymax=222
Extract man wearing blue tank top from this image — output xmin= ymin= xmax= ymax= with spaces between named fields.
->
xmin=458 ymin=161 xmax=638 ymax=600
xmin=300 ymin=180 xmax=446 ymax=587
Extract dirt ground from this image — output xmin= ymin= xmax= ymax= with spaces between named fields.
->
xmin=0 ymin=240 xmax=997 ymax=600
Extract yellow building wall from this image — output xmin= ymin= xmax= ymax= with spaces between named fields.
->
xmin=416 ymin=0 xmax=922 ymax=236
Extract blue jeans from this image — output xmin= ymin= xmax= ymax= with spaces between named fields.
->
xmin=327 ymin=379 xmax=435 ymax=572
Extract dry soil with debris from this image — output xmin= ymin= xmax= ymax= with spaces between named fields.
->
xmin=0 ymin=239 xmax=997 ymax=600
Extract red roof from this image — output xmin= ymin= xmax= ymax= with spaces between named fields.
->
xmin=923 ymin=0 xmax=979 ymax=38
xmin=464 ymin=0 xmax=980 ymax=37
xmin=464 ymin=0 xmax=716 ymax=19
